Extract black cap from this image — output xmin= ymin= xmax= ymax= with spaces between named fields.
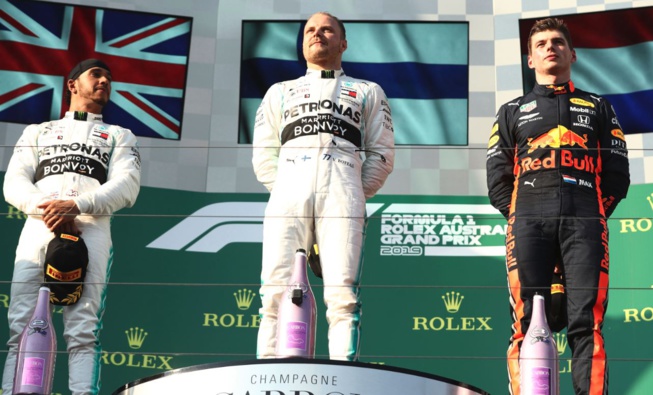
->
xmin=44 ymin=233 xmax=89 ymax=305
xmin=67 ymin=58 xmax=111 ymax=81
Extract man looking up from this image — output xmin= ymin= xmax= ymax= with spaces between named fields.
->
xmin=486 ymin=18 xmax=629 ymax=395
xmin=253 ymin=12 xmax=395 ymax=360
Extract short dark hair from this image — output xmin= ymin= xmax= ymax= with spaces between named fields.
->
xmin=65 ymin=58 xmax=111 ymax=106
xmin=65 ymin=86 xmax=72 ymax=106
xmin=312 ymin=12 xmax=346 ymax=39
xmin=528 ymin=17 xmax=573 ymax=55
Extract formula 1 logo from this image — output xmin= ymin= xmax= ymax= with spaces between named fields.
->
xmin=147 ymin=202 xmax=383 ymax=253
xmin=147 ymin=202 xmax=267 ymax=253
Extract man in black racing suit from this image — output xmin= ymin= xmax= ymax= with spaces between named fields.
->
xmin=486 ymin=18 xmax=629 ymax=395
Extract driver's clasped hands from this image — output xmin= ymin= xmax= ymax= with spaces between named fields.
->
xmin=38 ymin=199 xmax=81 ymax=234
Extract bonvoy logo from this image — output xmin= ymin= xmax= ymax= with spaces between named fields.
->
xmin=412 ymin=291 xmax=492 ymax=331
xmin=101 ymin=327 xmax=173 ymax=370
xmin=203 ymin=288 xmax=260 ymax=328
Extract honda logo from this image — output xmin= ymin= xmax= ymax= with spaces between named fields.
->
xmin=577 ymin=115 xmax=590 ymax=124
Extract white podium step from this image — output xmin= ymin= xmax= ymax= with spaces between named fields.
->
xmin=112 ymin=358 xmax=489 ymax=395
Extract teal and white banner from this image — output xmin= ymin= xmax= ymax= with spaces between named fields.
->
xmin=0 ymin=172 xmax=651 ymax=394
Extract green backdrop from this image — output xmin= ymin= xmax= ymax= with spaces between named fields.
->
xmin=0 ymin=172 xmax=651 ymax=394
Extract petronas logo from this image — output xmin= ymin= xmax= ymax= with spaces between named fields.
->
xmin=125 ymin=327 xmax=148 ymax=349
xmin=442 ymin=291 xmax=464 ymax=313
xmin=554 ymin=332 xmax=568 ymax=355
xmin=234 ymin=289 xmax=256 ymax=310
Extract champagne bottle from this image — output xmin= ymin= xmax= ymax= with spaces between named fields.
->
xmin=13 ymin=286 xmax=57 ymax=395
xmin=275 ymin=248 xmax=317 ymax=358
xmin=520 ymin=294 xmax=559 ymax=395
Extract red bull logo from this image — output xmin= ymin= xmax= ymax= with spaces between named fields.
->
xmin=520 ymin=126 xmax=595 ymax=176
xmin=527 ymin=126 xmax=588 ymax=153
xmin=560 ymin=128 xmax=588 ymax=149
xmin=546 ymin=85 xmax=567 ymax=94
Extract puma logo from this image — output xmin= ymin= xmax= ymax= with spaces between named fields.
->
xmin=524 ymin=179 xmax=536 ymax=187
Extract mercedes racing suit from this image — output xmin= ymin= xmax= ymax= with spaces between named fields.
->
xmin=2 ymin=111 xmax=141 ymax=395
xmin=252 ymin=69 xmax=394 ymax=360
xmin=486 ymin=81 xmax=629 ymax=395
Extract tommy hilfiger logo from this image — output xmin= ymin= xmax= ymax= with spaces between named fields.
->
xmin=341 ymin=87 xmax=357 ymax=98
xmin=92 ymin=130 xmax=109 ymax=140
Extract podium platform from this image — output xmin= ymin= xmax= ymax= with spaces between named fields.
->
xmin=112 ymin=358 xmax=489 ymax=395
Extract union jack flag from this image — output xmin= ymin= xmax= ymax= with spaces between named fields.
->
xmin=0 ymin=0 xmax=192 ymax=140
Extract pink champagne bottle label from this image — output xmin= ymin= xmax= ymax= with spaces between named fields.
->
xmin=285 ymin=321 xmax=307 ymax=350
xmin=21 ymin=357 xmax=45 ymax=386
xmin=531 ymin=366 xmax=551 ymax=395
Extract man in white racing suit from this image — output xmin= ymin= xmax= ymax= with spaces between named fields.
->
xmin=2 ymin=59 xmax=141 ymax=394
xmin=252 ymin=12 xmax=394 ymax=360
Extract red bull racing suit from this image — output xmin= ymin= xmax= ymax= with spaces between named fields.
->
xmin=486 ymin=81 xmax=629 ymax=395
xmin=252 ymin=69 xmax=394 ymax=360
xmin=2 ymin=111 xmax=141 ymax=395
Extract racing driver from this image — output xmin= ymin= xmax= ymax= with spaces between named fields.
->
xmin=252 ymin=12 xmax=394 ymax=360
xmin=2 ymin=59 xmax=141 ymax=394
xmin=486 ymin=18 xmax=630 ymax=395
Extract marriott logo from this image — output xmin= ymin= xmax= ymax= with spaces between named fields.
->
xmin=412 ymin=291 xmax=492 ymax=331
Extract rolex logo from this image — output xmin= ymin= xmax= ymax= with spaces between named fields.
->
xmin=554 ymin=333 xmax=567 ymax=355
xmin=647 ymin=194 xmax=653 ymax=211
xmin=125 ymin=327 xmax=148 ymax=349
xmin=442 ymin=291 xmax=464 ymax=313
xmin=234 ymin=289 xmax=256 ymax=310
xmin=103 ymin=328 xmax=172 ymax=370
xmin=413 ymin=291 xmax=491 ymax=331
